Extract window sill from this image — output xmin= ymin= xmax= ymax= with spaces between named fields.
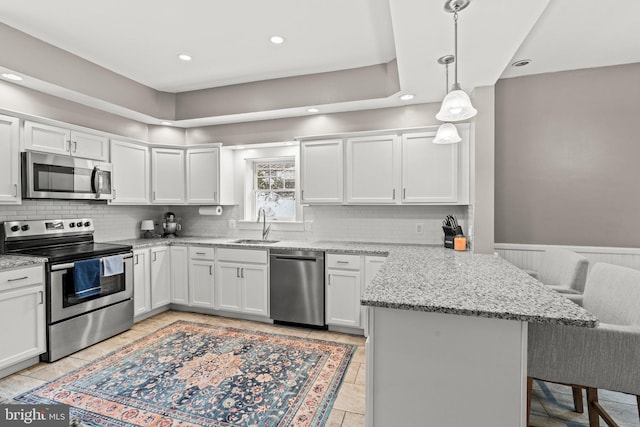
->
xmin=238 ymin=220 xmax=305 ymax=232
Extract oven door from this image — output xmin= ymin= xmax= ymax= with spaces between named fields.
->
xmin=22 ymin=152 xmax=113 ymax=200
xmin=48 ymin=253 xmax=132 ymax=324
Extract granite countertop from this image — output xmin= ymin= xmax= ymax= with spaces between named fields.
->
xmin=0 ymin=254 xmax=48 ymax=270
xmin=108 ymin=236 xmax=597 ymax=327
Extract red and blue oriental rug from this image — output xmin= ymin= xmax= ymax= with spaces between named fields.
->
xmin=16 ymin=321 xmax=356 ymax=426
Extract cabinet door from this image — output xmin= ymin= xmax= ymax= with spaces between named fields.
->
xmin=70 ymin=131 xmax=109 ymax=161
xmin=186 ymin=147 xmax=219 ymax=204
xmin=133 ymin=249 xmax=151 ymax=317
xmin=189 ymin=260 xmax=215 ymax=309
xmin=151 ymin=148 xmax=185 ymax=204
xmin=402 ymin=132 xmax=458 ymax=203
xmin=0 ymin=114 xmax=20 ymax=203
xmin=24 ymin=121 xmax=71 ymax=155
xmin=326 ymin=269 xmax=361 ymax=327
xmin=0 ymin=284 xmax=45 ymax=369
xmin=216 ymin=263 xmax=242 ymax=312
xmin=150 ymin=247 xmax=171 ymax=309
xmin=346 ymin=135 xmax=400 ymax=203
xmin=110 ymin=140 xmax=150 ymax=204
xmin=300 ymin=139 xmax=343 ymax=203
xmin=363 ymin=256 xmax=386 ymax=336
xmin=241 ymin=265 xmax=268 ymax=316
xmin=170 ymin=246 xmax=189 ymax=305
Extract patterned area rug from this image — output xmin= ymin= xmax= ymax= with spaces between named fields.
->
xmin=15 ymin=321 xmax=356 ymax=426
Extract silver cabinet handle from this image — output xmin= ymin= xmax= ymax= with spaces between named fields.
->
xmin=153 ymin=251 xmax=157 ymax=262
xmin=196 ymin=252 xmax=206 ymax=255
xmin=209 ymin=265 xmax=212 ymax=275
xmin=135 ymin=254 xmax=139 ymax=265
xmin=328 ymin=275 xmax=331 ymax=286
xmin=214 ymin=191 xmax=217 ymax=201
xmin=241 ymin=268 xmax=244 ymax=278
xmin=301 ymin=189 xmax=305 ymax=199
xmin=113 ymin=189 xmax=117 ymax=199
xmin=336 ymin=261 xmax=349 ymax=264
xmin=66 ymin=139 xmax=71 ymax=152
xmin=403 ymin=188 xmax=406 ymax=199
xmin=72 ymin=141 xmax=78 ymax=153
xmin=392 ymin=188 xmax=396 ymax=199
xmin=38 ymin=290 xmax=44 ymax=304
xmin=236 ymin=267 xmax=239 ymax=278
xmin=13 ymin=184 xmax=18 ymax=197
xmin=8 ymin=276 xmax=28 ymax=282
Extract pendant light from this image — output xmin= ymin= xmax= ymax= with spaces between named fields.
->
xmin=436 ymin=0 xmax=477 ymax=122
xmin=434 ymin=55 xmax=461 ymax=144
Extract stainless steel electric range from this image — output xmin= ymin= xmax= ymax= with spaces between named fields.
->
xmin=0 ymin=218 xmax=133 ymax=362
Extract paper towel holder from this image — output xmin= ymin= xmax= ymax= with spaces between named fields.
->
xmin=198 ymin=206 xmax=223 ymax=216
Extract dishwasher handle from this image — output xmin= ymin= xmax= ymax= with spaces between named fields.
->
xmin=271 ymin=255 xmax=320 ymax=262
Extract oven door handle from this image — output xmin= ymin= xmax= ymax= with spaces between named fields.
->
xmin=51 ymin=253 xmax=133 ymax=271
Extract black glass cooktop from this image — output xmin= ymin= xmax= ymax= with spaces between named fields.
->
xmin=18 ymin=242 xmax=132 ymax=264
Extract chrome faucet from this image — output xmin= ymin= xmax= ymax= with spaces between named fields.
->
xmin=257 ymin=208 xmax=271 ymax=240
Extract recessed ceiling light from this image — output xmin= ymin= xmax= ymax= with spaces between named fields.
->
xmin=511 ymin=59 xmax=532 ymax=67
xmin=307 ymin=108 xmax=319 ymax=113
xmin=2 ymin=73 xmax=23 ymax=81
xmin=161 ymin=121 xmax=173 ymax=126
xmin=400 ymin=94 xmax=415 ymax=101
xmin=177 ymin=54 xmax=192 ymax=62
xmin=270 ymin=36 xmax=285 ymax=45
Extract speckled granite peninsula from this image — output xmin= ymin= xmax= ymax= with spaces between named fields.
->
xmin=0 ymin=254 xmax=48 ymax=270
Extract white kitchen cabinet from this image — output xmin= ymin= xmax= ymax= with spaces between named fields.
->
xmin=170 ymin=246 xmax=189 ymax=305
xmin=24 ymin=121 xmax=109 ymax=161
xmin=150 ymin=246 xmax=171 ymax=309
xmin=186 ymin=147 xmax=219 ymax=204
xmin=110 ymin=140 xmax=150 ymax=204
xmin=363 ymin=256 xmax=386 ymax=336
xmin=188 ymin=247 xmax=215 ymax=309
xmin=300 ymin=139 xmax=344 ymax=203
xmin=326 ymin=254 xmax=362 ymax=328
xmin=345 ymin=134 xmax=400 ymax=204
xmin=216 ymin=249 xmax=268 ymax=317
xmin=133 ymin=248 xmax=151 ymax=317
xmin=0 ymin=114 xmax=20 ymax=204
xmin=0 ymin=266 xmax=45 ymax=371
xmin=401 ymin=131 xmax=459 ymax=203
xmin=151 ymin=148 xmax=185 ymax=204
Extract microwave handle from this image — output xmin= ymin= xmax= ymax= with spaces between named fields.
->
xmin=91 ymin=166 xmax=101 ymax=199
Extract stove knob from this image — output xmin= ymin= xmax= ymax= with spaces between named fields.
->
xmin=69 ymin=222 xmax=76 ymax=228
xmin=84 ymin=221 xmax=91 ymax=227
xmin=10 ymin=225 xmax=20 ymax=232
xmin=21 ymin=225 xmax=30 ymax=231
xmin=76 ymin=221 xmax=83 ymax=227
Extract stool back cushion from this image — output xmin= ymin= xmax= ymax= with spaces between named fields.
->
xmin=538 ymin=248 xmax=589 ymax=293
xmin=583 ymin=262 xmax=640 ymax=327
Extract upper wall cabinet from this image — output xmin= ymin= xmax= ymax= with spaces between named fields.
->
xmin=185 ymin=146 xmax=235 ymax=205
xmin=23 ymin=121 xmax=109 ymax=161
xmin=346 ymin=135 xmax=400 ymax=204
xmin=300 ymin=139 xmax=344 ymax=204
xmin=110 ymin=140 xmax=150 ymax=205
xmin=0 ymin=114 xmax=21 ymax=204
xmin=401 ymin=131 xmax=458 ymax=203
xmin=151 ymin=148 xmax=185 ymax=204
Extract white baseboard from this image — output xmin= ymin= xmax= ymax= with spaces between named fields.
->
xmin=495 ymin=243 xmax=640 ymax=272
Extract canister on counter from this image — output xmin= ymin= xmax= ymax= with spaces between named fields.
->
xmin=454 ymin=235 xmax=467 ymax=251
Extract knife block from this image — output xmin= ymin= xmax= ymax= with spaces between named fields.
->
xmin=442 ymin=225 xmax=463 ymax=249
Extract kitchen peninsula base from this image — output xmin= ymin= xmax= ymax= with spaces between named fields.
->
xmin=365 ymin=307 xmax=527 ymax=427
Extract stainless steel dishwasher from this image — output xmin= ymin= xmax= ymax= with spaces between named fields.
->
xmin=270 ymin=249 xmax=325 ymax=327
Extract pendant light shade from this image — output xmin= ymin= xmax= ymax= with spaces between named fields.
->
xmin=436 ymin=88 xmax=477 ymax=122
xmin=433 ymin=123 xmax=461 ymax=144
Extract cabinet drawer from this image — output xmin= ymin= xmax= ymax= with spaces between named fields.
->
xmin=327 ymin=254 xmax=361 ymax=270
xmin=189 ymin=246 xmax=215 ymax=260
xmin=217 ymin=248 xmax=267 ymax=264
xmin=0 ymin=266 xmax=44 ymax=291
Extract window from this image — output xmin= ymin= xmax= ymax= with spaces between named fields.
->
xmin=253 ymin=158 xmax=296 ymax=221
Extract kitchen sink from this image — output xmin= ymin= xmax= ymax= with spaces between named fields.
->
xmin=231 ymin=239 xmax=280 ymax=245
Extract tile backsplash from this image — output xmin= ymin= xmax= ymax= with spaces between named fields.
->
xmin=1 ymin=201 xmax=471 ymax=245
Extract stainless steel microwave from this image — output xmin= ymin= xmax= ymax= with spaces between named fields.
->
xmin=22 ymin=152 xmax=113 ymax=200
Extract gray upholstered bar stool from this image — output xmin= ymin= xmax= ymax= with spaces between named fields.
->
xmin=529 ymin=247 xmax=589 ymax=294
xmin=527 ymin=262 xmax=640 ymax=427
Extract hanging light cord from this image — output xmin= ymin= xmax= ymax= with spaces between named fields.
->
xmin=453 ymin=11 xmax=459 ymax=89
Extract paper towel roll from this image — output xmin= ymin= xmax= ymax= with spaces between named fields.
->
xmin=198 ymin=206 xmax=223 ymax=216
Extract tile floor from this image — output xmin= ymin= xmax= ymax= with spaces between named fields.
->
xmin=0 ymin=310 xmax=637 ymax=427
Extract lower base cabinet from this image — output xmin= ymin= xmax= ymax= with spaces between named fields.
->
xmin=150 ymin=246 xmax=171 ymax=309
xmin=133 ymin=249 xmax=152 ymax=317
xmin=0 ymin=266 xmax=45 ymax=371
xmin=216 ymin=249 xmax=268 ymax=317
xmin=170 ymin=246 xmax=189 ymax=305
xmin=189 ymin=246 xmax=215 ymax=309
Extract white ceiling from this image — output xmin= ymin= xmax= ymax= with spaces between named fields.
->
xmin=1 ymin=0 xmax=639 ymax=126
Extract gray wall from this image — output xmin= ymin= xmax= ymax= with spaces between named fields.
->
xmin=495 ymin=62 xmax=640 ymax=248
